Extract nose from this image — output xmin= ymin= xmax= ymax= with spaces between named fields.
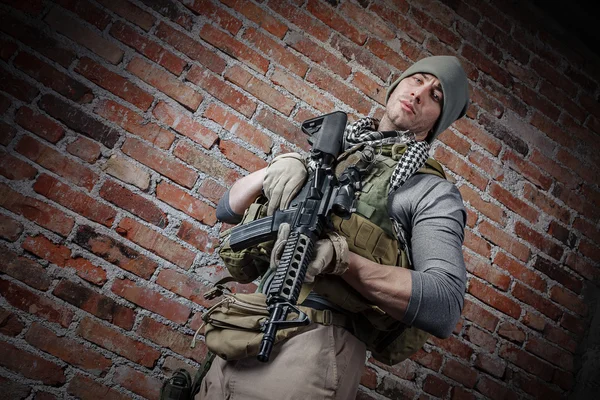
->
xmin=411 ymin=87 xmax=425 ymax=104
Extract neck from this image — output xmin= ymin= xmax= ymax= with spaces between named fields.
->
xmin=378 ymin=116 xmax=429 ymax=141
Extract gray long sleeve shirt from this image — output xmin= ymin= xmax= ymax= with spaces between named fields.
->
xmin=216 ymin=173 xmax=467 ymax=339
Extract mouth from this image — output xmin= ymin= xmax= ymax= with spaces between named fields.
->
xmin=400 ymin=100 xmax=415 ymax=114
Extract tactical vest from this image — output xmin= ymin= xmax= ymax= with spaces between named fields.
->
xmin=218 ymin=143 xmax=447 ymax=365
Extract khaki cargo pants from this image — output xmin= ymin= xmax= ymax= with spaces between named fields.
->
xmin=197 ymin=323 xmax=367 ymax=400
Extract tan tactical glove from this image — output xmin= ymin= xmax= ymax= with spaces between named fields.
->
xmin=269 ymin=223 xmax=290 ymax=270
xmin=304 ymin=232 xmax=349 ymax=283
xmin=263 ymin=153 xmax=307 ymax=216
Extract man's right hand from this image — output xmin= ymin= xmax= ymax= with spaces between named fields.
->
xmin=263 ymin=153 xmax=308 ymax=216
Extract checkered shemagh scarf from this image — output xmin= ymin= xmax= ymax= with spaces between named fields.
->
xmin=343 ymin=117 xmax=431 ymax=195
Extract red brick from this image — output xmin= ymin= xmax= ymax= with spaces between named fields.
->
xmin=127 ymin=57 xmax=202 ymax=111
xmin=468 ymin=279 xmax=521 ymax=318
xmin=94 ymin=99 xmax=174 ymax=149
xmin=463 ymin=229 xmax=492 ymax=258
xmin=16 ymin=136 xmax=98 ymax=190
xmin=204 ymin=103 xmax=272 ymax=153
xmin=352 ymin=71 xmax=386 ymax=106
xmin=514 ymin=221 xmax=563 ymax=261
xmin=533 ymin=257 xmax=582 ymax=294
xmin=0 ymin=214 xmax=23 ymax=242
xmin=25 ymin=322 xmax=112 ymax=376
xmin=478 ymin=220 xmax=530 ymax=262
xmin=76 ymin=57 xmax=154 ymax=111
xmin=122 ymin=137 xmax=198 ymax=188
xmin=15 ymin=106 xmax=65 ymax=143
xmin=307 ymin=68 xmax=371 ymax=115
xmin=550 ymin=285 xmax=587 ymax=317
xmin=0 ymin=182 xmax=75 ymax=236
xmin=34 ymin=174 xmax=116 ymax=226
xmin=0 ymin=65 xmax=40 ymax=102
xmin=543 ymin=324 xmax=577 ymax=353
xmin=512 ymin=371 xmax=563 ymax=400
xmin=1 ymin=245 xmax=51 ymax=290
xmin=255 ymin=108 xmax=311 ymax=151
xmin=221 ymin=0 xmax=287 ymax=38
xmin=181 ymin=0 xmax=241 ymax=34
xmin=156 ymin=181 xmax=217 ymax=226
xmin=371 ymin=357 xmax=416 ymax=380
xmin=442 ymin=359 xmax=478 ymax=388
xmin=138 ymin=0 xmax=193 ymax=29
xmin=459 ymin=185 xmax=506 ymax=226
xmin=198 ymin=178 xmax=227 ymax=204
xmin=187 ymin=65 xmax=257 ymax=118
xmin=39 ymin=94 xmax=120 ymax=148
xmin=65 ymin=136 xmax=101 ymax=163
xmin=112 ymin=277 xmax=191 ymax=324
xmin=526 ymin=336 xmax=573 ymax=371
xmin=453 ymin=118 xmax=501 ymax=156
xmin=499 ymin=342 xmax=554 ymax=381
xmin=137 ymin=317 xmax=207 ymax=362
xmin=242 ymin=27 xmax=307 ymax=77
xmin=97 ymin=0 xmax=155 ymax=31
xmin=0 ymin=149 xmax=37 ymax=180
xmin=54 ymin=279 xmax=135 ymax=330
xmin=152 ymin=101 xmax=218 ymax=149
xmin=522 ymin=310 xmax=546 ymax=332
xmin=44 ymin=6 xmax=123 ymax=64
xmin=67 ymin=374 xmax=130 ymax=400
xmin=0 ymin=278 xmax=74 ymax=327
xmin=268 ymin=0 xmax=330 ymax=42
xmin=0 ymin=340 xmax=65 ymax=385
xmin=200 ymin=24 xmax=269 ymax=74
xmin=306 ymin=0 xmax=366 ymax=45
xmin=110 ymin=21 xmax=186 ymax=76
xmin=177 ymin=220 xmax=218 ymax=253
xmin=113 ymin=365 xmax=162 ymax=400
xmin=522 ymin=183 xmax=571 ymax=225
xmin=13 ymin=52 xmax=93 ymax=103
xmin=270 ymin=67 xmax=334 ymax=114
xmin=154 ymin=21 xmax=225 ymax=74
xmin=219 ymin=140 xmax=268 ymax=172
xmin=224 ymin=65 xmax=294 ymax=116
xmin=156 ymin=268 xmax=212 ymax=307
xmin=475 ymin=375 xmax=516 ymax=400
xmin=512 ymin=282 xmax=562 ymax=320
xmin=286 ymin=31 xmax=351 ymax=79
xmin=77 ymin=316 xmax=160 ymax=366
xmin=497 ymin=320 xmax=526 ymax=344
xmin=116 ymin=217 xmax=196 ymax=269
xmin=465 ymin=324 xmax=497 ymax=353
xmin=422 ymin=373 xmax=451 ymax=397
xmin=0 ymin=308 xmax=25 ymax=337
xmin=429 ymin=335 xmax=474 ymax=360
xmin=0 ymin=93 xmax=10 ymax=115
xmin=474 ymin=353 xmax=506 ymax=379
xmin=493 ymin=251 xmax=546 ymax=292
xmin=434 ymin=147 xmax=488 ymax=191
xmin=0 ymin=14 xmax=75 ymax=67
xmin=462 ymin=299 xmax=499 ymax=332
xmin=0 ymin=37 xmax=17 ymax=60
xmin=174 ymin=141 xmax=241 ymax=185
xmin=74 ymin=225 xmax=158 ymax=279
xmin=161 ymin=356 xmax=196 ymax=377
xmin=100 ymin=180 xmax=167 ymax=227
xmin=464 ymin=251 xmax=510 ymax=290
xmin=409 ymin=347 xmax=443 ymax=371
xmin=102 ymin=155 xmax=151 ymax=190
xmin=54 ymin=0 xmax=111 ymax=29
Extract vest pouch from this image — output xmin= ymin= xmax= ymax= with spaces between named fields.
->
xmin=202 ymin=293 xmax=311 ymax=361
xmin=218 ymin=199 xmax=273 ymax=283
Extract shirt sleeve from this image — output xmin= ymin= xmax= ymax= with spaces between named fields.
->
xmin=388 ymin=173 xmax=467 ymax=338
xmin=216 ymin=189 xmax=244 ymax=224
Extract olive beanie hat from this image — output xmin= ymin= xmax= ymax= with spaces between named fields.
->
xmin=386 ymin=56 xmax=469 ymax=142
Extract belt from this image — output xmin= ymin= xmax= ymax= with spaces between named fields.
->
xmin=298 ymin=302 xmax=354 ymax=333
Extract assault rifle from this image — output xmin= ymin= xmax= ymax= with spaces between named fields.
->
xmin=228 ymin=111 xmax=361 ymax=362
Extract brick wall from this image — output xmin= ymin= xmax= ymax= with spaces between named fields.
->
xmin=0 ymin=0 xmax=599 ymax=399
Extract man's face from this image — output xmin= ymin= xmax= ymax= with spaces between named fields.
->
xmin=382 ymin=73 xmax=443 ymax=140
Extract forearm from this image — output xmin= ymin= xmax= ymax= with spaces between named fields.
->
xmin=341 ymin=252 xmax=412 ymax=321
xmin=228 ymin=168 xmax=267 ymax=214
